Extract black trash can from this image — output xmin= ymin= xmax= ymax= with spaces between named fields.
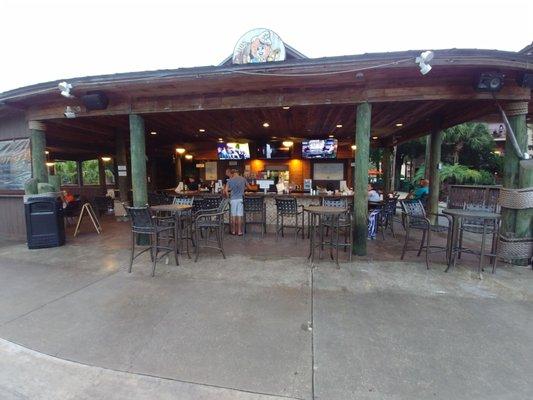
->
xmin=24 ymin=194 xmax=66 ymax=249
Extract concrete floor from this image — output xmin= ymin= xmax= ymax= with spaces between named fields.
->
xmin=0 ymin=217 xmax=531 ymax=399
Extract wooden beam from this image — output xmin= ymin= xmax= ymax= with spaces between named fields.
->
xmin=129 ymin=114 xmax=148 ymax=207
xmin=26 ymin=84 xmax=530 ymax=121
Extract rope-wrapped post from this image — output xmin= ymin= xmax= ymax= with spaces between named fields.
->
xmin=501 ymin=101 xmax=529 ymax=237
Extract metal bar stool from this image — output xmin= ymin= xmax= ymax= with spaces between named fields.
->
xmin=243 ymin=195 xmax=266 ymax=236
xmin=275 ymin=196 xmax=305 ymax=242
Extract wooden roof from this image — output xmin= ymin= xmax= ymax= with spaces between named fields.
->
xmin=0 ymin=47 xmax=531 ymax=159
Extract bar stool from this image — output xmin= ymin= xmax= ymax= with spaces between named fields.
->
xmin=322 ymin=197 xmax=353 ymax=262
xmin=194 ymin=199 xmax=229 ymax=262
xmin=275 ymin=196 xmax=305 ymax=241
xmin=173 ymin=196 xmax=194 ymax=258
xmin=243 ymin=195 xmax=266 ymax=236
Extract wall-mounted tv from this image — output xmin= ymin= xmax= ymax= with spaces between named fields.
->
xmin=302 ymin=139 xmax=338 ymax=159
xmin=217 ymin=142 xmax=250 ymax=160
xmin=257 ymin=141 xmax=292 ymax=159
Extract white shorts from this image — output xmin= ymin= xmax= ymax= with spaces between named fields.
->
xmin=230 ymin=198 xmax=244 ymax=217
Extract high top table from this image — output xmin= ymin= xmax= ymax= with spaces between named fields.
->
xmin=442 ymin=208 xmax=500 ymax=276
xmin=305 ymin=205 xmax=349 ymax=267
xmin=151 ymin=204 xmax=193 ymax=258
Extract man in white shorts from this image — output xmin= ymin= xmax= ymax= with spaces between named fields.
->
xmin=224 ymin=169 xmax=251 ymax=235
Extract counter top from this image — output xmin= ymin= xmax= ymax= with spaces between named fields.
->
xmin=169 ymin=190 xmax=355 ymax=199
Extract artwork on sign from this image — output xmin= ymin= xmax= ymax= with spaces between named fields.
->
xmin=232 ymin=28 xmax=286 ymax=64
xmin=487 ymin=122 xmax=506 ymax=140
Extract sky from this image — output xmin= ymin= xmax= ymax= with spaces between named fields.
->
xmin=0 ymin=0 xmax=531 ymax=93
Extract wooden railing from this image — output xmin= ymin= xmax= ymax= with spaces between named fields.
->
xmin=447 ymin=184 xmax=501 ymax=209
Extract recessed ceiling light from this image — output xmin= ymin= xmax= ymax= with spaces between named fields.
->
xmin=44 ymin=150 xmax=49 ymax=154
xmin=175 ymin=148 xmax=186 ymax=154
xmin=336 ymin=124 xmax=343 ymax=128
xmin=185 ymin=154 xmax=193 ymax=160
xmin=328 ymin=135 xmax=334 ymax=138
xmin=271 ymin=136 xmax=277 ymax=139
xmin=282 ymin=106 xmax=290 ymax=110
xmin=218 ymin=138 xmax=223 ymax=142
xmin=372 ymin=136 xmax=378 ymax=140
xmin=263 ymin=122 xmax=270 ymax=128
xmin=150 ymin=131 xmax=157 ymax=135
xmin=395 ymin=123 xmax=403 ymax=127
xmin=46 ymin=162 xmax=55 ymax=167
xmin=199 ymin=128 xmax=205 ymax=133
xmin=101 ymin=157 xmax=112 ymax=162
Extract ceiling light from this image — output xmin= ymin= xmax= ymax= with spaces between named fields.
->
xmin=150 ymin=131 xmax=157 ymax=135
xmin=271 ymin=136 xmax=277 ymax=139
xmin=372 ymin=136 xmax=378 ymax=140
xmin=282 ymin=140 xmax=294 ymax=147
xmin=351 ymin=145 xmax=357 ymax=150
xmin=46 ymin=162 xmax=55 ymax=167
xmin=218 ymin=138 xmax=223 ymax=142
xmin=44 ymin=150 xmax=49 ymax=155
xmin=328 ymin=135 xmax=334 ymax=138
xmin=199 ymin=128 xmax=205 ymax=133
xmin=101 ymin=157 xmax=111 ymax=162
xmin=395 ymin=123 xmax=403 ymax=127
xmin=175 ymin=147 xmax=186 ymax=154
xmin=336 ymin=124 xmax=343 ymax=128
xmin=262 ymin=122 xmax=270 ymax=128
xmin=282 ymin=106 xmax=290 ymax=110
xmin=185 ymin=154 xmax=193 ymax=160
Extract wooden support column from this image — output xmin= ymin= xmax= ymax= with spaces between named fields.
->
xmin=29 ymin=121 xmax=48 ymax=183
xmin=391 ymin=145 xmax=397 ymax=191
xmin=501 ymin=102 xmax=529 ymax=236
xmin=115 ymin=130 xmax=130 ymax=204
xmin=382 ymin=147 xmax=392 ymax=194
xmin=424 ymin=135 xmax=432 ymax=179
xmin=353 ymin=102 xmax=371 ymax=256
xmin=175 ymin=154 xmax=182 ymax=184
xmin=129 ymin=114 xmax=148 ymax=207
xmin=98 ymin=158 xmax=106 ymax=194
xmin=428 ymin=122 xmax=442 ymax=223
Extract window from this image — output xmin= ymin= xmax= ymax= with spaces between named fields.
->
xmin=0 ymin=139 xmax=31 ymax=190
xmin=54 ymin=160 xmax=79 ymax=185
xmin=81 ymin=159 xmax=99 ymax=185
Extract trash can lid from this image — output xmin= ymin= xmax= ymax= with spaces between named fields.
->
xmin=24 ymin=192 xmax=63 ymax=203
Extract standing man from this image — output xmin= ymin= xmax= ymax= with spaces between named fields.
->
xmin=224 ymin=169 xmax=251 ymax=236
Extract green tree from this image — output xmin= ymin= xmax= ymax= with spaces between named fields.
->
xmin=442 ymin=123 xmax=493 ymax=165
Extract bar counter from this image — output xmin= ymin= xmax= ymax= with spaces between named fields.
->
xmin=171 ymin=190 xmax=354 ymax=226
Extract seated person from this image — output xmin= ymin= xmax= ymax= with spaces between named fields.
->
xmin=407 ymin=179 xmax=429 ymax=200
xmin=367 ymin=183 xmax=381 ymax=202
xmin=186 ymin=177 xmax=199 ymax=191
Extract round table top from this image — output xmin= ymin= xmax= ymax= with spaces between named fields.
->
xmin=304 ymin=205 xmax=348 ymax=214
xmin=150 ymin=204 xmax=192 ymax=212
xmin=442 ymin=208 xmax=500 ymax=219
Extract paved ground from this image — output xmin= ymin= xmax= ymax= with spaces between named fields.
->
xmin=0 ymin=218 xmax=531 ymax=399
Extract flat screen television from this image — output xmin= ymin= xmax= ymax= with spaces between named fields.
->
xmin=302 ymin=139 xmax=338 ymax=159
xmin=257 ymin=141 xmax=291 ymax=159
xmin=217 ymin=142 xmax=250 ymax=160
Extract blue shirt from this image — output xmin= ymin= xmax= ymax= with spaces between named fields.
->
xmin=227 ymin=175 xmax=247 ymax=200
xmin=414 ymin=186 xmax=429 ymax=199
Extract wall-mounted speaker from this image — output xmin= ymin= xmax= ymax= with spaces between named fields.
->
xmin=81 ymin=91 xmax=109 ymax=110
xmin=518 ymin=73 xmax=533 ymax=88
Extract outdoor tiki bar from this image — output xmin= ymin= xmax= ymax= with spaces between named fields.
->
xmin=0 ymin=29 xmax=531 ymax=263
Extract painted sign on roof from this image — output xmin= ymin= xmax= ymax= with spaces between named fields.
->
xmin=232 ymin=28 xmax=286 ymax=64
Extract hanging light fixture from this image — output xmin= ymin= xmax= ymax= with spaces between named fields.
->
xmin=175 ymin=148 xmax=186 ymax=154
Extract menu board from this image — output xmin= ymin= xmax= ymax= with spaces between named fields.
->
xmin=313 ymin=163 xmax=344 ymax=180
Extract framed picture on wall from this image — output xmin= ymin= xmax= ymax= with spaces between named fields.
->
xmin=313 ymin=163 xmax=344 ymax=180
xmin=205 ymin=161 xmax=218 ymax=180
